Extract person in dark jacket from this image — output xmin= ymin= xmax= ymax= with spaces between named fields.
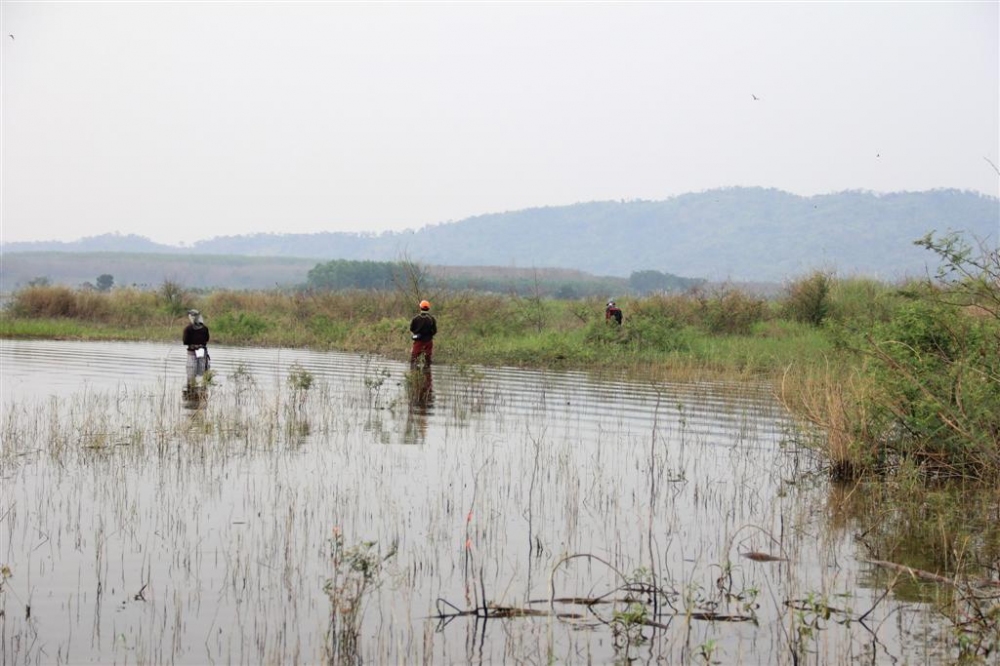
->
xmin=605 ymin=300 xmax=623 ymax=325
xmin=183 ymin=309 xmax=210 ymax=387
xmin=409 ymin=300 xmax=437 ymax=368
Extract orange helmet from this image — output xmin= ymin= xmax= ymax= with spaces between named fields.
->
xmin=419 ymin=300 xmax=431 ymax=310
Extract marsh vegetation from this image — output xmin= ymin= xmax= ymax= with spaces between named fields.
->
xmin=1 ymin=232 xmax=998 ymax=663
xmin=0 ymin=338 xmax=996 ymax=664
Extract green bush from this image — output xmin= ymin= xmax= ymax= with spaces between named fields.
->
xmin=860 ymin=292 xmax=1000 ymax=476
xmin=783 ymin=271 xmax=831 ymax=326
xmin=212 ymin=312 xmax=270 ymax=340
xmin=695 ymin=286 xmax=766 ymax=336
xmin=622 ymin=312 xmax=690 ymax=353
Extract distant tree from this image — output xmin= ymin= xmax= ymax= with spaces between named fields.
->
xmin=27 ymin=276 xmax=51 ymax=287
xmin=307 ymin=259 xmax=398 ymax=291
xmin=628 ymin=269 xmax=703 ymax=295
xmin=158 ymin=279 xmax=189 ymax=316
xmin=391 ymin=256 xmax=434 ymax=306
xmin=555 ymin=284 xmax=580 ymax=300
xmin=96 ymin=274 xmax=114 ymax=292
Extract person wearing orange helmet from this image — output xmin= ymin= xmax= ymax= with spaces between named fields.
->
xmin=409 ymin=300 xmax=438 ymax=368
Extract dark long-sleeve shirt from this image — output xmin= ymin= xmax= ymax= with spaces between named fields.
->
xmin=183 ymin=324 xmax=210 ymax=349
xmin=409 ymin=313 xmax=437 ymax=341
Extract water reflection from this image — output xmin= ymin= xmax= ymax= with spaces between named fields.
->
xmin=828 ymin=478 xmax=1000 ymax=604
xmin=403 ymin=366 xmax=434 ymax=445
xmin=182 ymin=384 xmax=208 ymax=410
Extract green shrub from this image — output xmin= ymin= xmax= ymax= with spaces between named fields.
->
xmin=622 ymin=311 xmax=690 ymax=353
xmin=212 ymin=311 xmax=270 ymax=340
xmin=783 ymin=272 xmax=831 ymax=326
xmin=857 ymin=294 xmax=1000 ymax=477
xmin=695 ymin=286 xmax=766 ymax=336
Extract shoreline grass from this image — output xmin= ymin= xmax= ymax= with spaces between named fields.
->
xmin=3 ymin=236 xmax=998 ymax=484
xmin=0 ymin=293 xmax=833 ymax=380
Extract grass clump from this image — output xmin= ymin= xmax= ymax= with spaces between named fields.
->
xmin=324 ymin=529 xmax=397 ymax=664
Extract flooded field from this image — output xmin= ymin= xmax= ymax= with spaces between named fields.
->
xmin=0 ymin=340 xmax=981 ymax=664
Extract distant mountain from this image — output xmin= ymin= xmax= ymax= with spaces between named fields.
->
xmin=4 ymin=188 xmax=997 ymax=282
xmin=4 ymin=232 xmax=175 ymax=254
xmin=0 ymin=252 xmax=319 ymax=291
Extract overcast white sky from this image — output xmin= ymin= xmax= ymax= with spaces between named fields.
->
xmin=1 ymin=1 xmax=997 ymax=246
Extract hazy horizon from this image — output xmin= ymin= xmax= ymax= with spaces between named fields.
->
xmin=2 ymin=2 xmax=998 ymax=245
xmin=3 ymin=185 xmax=999 ymax=249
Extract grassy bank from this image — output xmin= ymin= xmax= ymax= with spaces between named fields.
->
xmin=0 ymin=283 xmax=831 ymax=377
xmin=3 ymin=236 xmax=999 ymax=483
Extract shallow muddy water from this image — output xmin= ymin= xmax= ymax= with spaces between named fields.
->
xmin=0 ymin=340 xmax=970 ymax=664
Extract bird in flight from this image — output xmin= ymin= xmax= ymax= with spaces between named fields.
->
xmin=8 ymin=34 xmax=13 ymax=41
xmin=751 ymin=94 xmax=760 ymax=101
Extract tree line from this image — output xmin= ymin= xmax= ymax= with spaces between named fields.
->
xmin=304 ymin=259 xmax=704 ymax=298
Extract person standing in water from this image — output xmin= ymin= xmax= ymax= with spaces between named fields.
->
xmin=183 ymin=309 xmax=210 ymax=388
xmin=409 ymin=300 xmax=437 ymax=368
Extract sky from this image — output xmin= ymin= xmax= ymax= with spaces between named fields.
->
xmin=1 ymin=1 xmax=998 ymax=246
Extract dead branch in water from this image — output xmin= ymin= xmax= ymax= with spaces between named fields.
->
xmin=863 ymin=558 xmax=960 ymax=587
xmin=431 ymin=552 xmax=757 ymax=630
xmin=431 ymin=597 xmax=753 ymax=625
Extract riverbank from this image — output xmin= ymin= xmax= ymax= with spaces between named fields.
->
xmin=3 ymin=251 xmax=998 ymax=484
xmin=0 ymin=285 xmax=832 ymax=381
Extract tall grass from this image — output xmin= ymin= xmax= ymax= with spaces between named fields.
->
xmin=4 ymin=245 xmax=998 ymax=482
xmin=0 ymin=284 xmax=830 ymax=375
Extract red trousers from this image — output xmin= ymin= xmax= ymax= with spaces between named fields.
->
xmin=410 ymin=339 xmax=434 ymax=365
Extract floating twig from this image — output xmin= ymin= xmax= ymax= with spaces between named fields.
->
xmin=741 ymin=551 xmax=787 ymax=563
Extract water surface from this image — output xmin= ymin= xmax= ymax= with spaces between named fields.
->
xmin=0 ymin=339 xmax=958 ymax=664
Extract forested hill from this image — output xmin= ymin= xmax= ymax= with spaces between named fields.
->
xmin=5 ymin=188 xmax=997 ymax=282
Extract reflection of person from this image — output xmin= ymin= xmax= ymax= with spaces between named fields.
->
xmin=409 ymin=300 xmax=437 ymax=368
xmin=605 ymin=300 xmax=623 ymax=325
xmin=403 ymin=367 xmax=434 ymax=445
xmin=183 ymin=309 xmax=210 ymax=387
